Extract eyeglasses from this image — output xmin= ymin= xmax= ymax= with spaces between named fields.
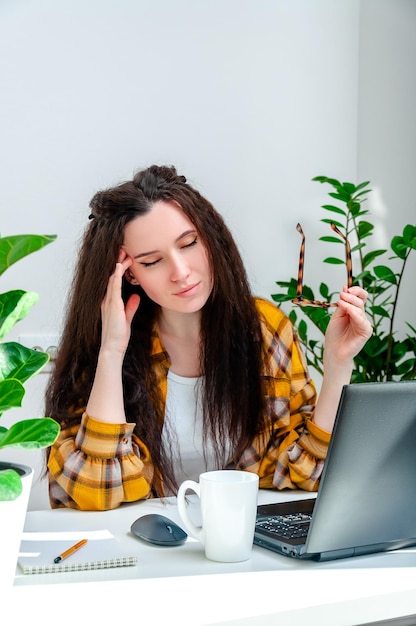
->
xmin=292 ymin=222 xmax=353 ymax=308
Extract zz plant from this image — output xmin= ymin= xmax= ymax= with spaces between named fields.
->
xmin=0 ymin=232 xmax=60 ymax=500
xmin=272 ymin=176 xmax=416 ymax=383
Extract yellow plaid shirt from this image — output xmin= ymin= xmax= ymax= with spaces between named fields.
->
xmin=48 ymin=298 xmax=330 ymax=510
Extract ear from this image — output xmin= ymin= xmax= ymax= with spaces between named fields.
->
xmin=124 ymin=269 xmax=140 ymax=286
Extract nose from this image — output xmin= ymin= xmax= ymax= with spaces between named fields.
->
xmin=169 ymin=253 xmax=190 ymax=283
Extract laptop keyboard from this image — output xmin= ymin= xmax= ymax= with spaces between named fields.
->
xmin=256 ymin=513 xmax=312 ymax=540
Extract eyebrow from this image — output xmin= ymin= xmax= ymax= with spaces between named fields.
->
xmin=132 ymin=229 xmax=197 ymax=259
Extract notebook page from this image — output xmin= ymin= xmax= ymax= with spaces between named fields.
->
xmin=18 ymin=529 xmax=137 ymax=574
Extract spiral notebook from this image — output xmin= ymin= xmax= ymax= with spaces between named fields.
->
xmin=18 ymin=529 xmax=137 ymax=574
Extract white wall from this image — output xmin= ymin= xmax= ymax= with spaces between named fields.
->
xmin=1 ymin=0 xmax=414 ymax=510
xmin=1 ymin=0 xmax=360 ymax=315
xmin=358 ymin=0 xmax=416 ymax=333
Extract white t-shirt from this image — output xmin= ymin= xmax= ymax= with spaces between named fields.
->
xmin=162 ymin=369 xmax=220 ymax=486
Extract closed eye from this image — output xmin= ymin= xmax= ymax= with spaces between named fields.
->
xmin=139 ymin=235 xmax=198 ymax=267
xmin=181 ymin=236 xmax=198 ymax=249
xmin=140 ymin=258 xmax=161 ymax=267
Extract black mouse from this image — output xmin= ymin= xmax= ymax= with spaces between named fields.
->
xmin=130 ymin=514 xmax=188 ymax=546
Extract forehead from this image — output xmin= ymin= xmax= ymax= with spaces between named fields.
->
xmin=122 ymin=200 xmax=196 ymax=251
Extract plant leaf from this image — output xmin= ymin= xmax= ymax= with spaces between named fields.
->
xmin=328 ymin=191 xmax=350 ymax=202
xmin=271 ymin=293 xmax=293 ymax=304
xmin=274 ymin=279 xmax=297 ymax=290
xmin=0 ymin=234 xmax=57 ymax=276
xmin=352 ymin=190 xmax=372 ymax=202
xmin=0 ymin=342 xmax=49 ymax=383
xmin=0 ymin=468 xmax=22 ymax=500
xmin=354 ymin=181 xmax=371 ymax=192
xmin=403 ymin=224 xmax=416 ymax=248
xmin=369 ymin=305 xmax=391 ymax=318
xmin=298 ymin=319 xmax=308 ymax=342
xmin=397 ymin=358 xmax=416 ymax=377
xmin=288 ymin=310 xmax=298 ymax=325
xmin=275 ymin=177 xmax=415 ymax=384
xmin=349 ymin=201 xmax=362 ymax=218
xmin=342 ymin=182 xmax=356 ymax=194
xmin=357 ymin=221 xmax=374 ymax=239
xmin=362 ymin=249 xmax=387 ymax=268
xmin=321 ymin=218 xmax=344 ymax=229
xmin=312 ymin=176 xmax=342 ymax=187
xmin=0 ymin=290 xmax=39 ymax=340
xmin=373 ymin=265 xmax=397 ymax=284
xmin=320 ymin=236 xmax=344 ymax=244
xmin=323 ymin=256 xmax=344 ymax=265
xmin=406 ymin=321 xmax=416 ymax=334
xmin=0 ymin=417 xmax=60 ymax=449
xmin=321 ymin=205 xmax=347 ymax=216
xmin=0 ymin=379 xmax=25 ymax=412
xmin=319 ymin=282 xmax=330 ymax=299
xmin=390 ymin=235 xmax=408 ymax=259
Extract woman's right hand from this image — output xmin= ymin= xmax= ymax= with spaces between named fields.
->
xmin=86 ymin=251 xmax=139 ymax=424
xmin=100 ymin=252 xmax=141 ymax=356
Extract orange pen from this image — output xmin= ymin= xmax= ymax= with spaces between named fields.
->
xmin=53 ymin=539 xmax=88 ymax=563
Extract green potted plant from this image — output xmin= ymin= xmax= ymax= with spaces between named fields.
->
xmin=272 ymin=176 xmax=416 ymax=383
xmin=0 ymin=231 xmax=60 ymax=585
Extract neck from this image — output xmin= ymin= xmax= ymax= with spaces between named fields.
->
xmin=158 ymin=309 xmax=201 ymax=341
xmin=158 ymin=309 xmax=202 ymax=377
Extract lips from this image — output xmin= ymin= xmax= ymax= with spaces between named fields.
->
xmin=174 ymin=282 xmax=200 ymax=297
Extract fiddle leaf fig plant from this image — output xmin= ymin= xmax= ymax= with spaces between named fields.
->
xmin=272 ymin=176 xmax=416 ymax=383
xmin=0 ymin=233 xmax=60 ymax=500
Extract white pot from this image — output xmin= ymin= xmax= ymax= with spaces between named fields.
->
xmin=0 ymin=462 xmax=33 ymax=587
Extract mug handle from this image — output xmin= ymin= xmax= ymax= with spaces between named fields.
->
xmin=177 ymin=479 xmax=204 ymax=542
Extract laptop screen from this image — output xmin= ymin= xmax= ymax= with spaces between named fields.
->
xmin=306 ymin=380 xmax=416 ymax=556
xmin=254 ymin=381 xmax=416 ymax=561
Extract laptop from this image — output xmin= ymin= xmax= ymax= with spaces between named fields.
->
xmin=254 ymin=380 xmax=416 ymax=561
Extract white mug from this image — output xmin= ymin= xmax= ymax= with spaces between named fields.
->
xmin=177 ymin=470 xmax=259 ymax=562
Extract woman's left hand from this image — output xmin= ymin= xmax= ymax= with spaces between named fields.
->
xmin=324 ymin=285 xmax=373 ymax=366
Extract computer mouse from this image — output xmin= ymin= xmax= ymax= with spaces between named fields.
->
xmin=130 ymin=514 xmax=188 ymax=546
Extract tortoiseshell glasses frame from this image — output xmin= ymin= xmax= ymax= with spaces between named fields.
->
xmin=292 ymin=222 xmax=353 ymax=308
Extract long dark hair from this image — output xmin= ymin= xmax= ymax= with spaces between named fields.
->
xmin=45 ymin=165 xmax=267 ymax=495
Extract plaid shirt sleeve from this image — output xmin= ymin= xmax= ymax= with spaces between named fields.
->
xmin=230 ymin=299 xmax=331 ymax=491
xmin=48 ymin=413 xmax=154 ymax=510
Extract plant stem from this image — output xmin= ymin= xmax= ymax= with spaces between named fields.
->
xmin=385 ymin=252 xmax=409 ymax=379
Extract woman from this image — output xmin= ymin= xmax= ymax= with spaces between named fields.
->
xmin=45 ymin=164 xmax=372 ymax=510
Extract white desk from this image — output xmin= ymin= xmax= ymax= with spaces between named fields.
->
xmin=12 ymin=490 xmax=416 ymax=625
